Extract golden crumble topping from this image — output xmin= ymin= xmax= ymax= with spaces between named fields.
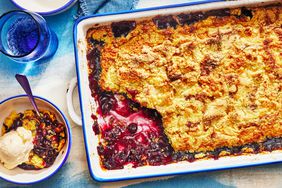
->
xmin=87 ymin=5 xmax=282 ymax=153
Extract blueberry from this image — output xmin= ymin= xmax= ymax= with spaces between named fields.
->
xmin=92 ymin=120 xmax=100 ymax=135
xmin=98 ymin=92 xmax=117 ymax=115
xmin=241 ymin=7 xmax=253 ymax=18
xmin=97 ymin=145 xmax=105 ymax=155
xmin=127 ymin=123 xmax=138 ymax=134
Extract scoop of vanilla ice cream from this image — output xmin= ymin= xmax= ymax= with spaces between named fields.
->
xmin=0 ymin=127 xmax=34 ymax=169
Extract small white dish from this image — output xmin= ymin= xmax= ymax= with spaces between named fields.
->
xmin=0 ymin=95 xmax=72 ymax=184
xmin=10 ymin=0 xmax=77 ymax=16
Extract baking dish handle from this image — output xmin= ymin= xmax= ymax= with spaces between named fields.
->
xmin=67 ymin=77 xmax=82 ymax=126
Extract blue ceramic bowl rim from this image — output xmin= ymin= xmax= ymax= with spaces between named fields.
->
xmin=0 ymin=94 xmax=72 ymax=185
xmin=73 ymin=0 xmax=282 ymax=182
xmin=9 ymin=0 xmax=76 ymax=16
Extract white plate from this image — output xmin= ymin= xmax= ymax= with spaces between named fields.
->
xmin=73 ymin=0 xmax=282 ymax=182
xmin=10 ymin=0 xmax=77 ymax=15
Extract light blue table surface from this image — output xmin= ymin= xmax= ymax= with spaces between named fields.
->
xmin=0 ymin=1 xmax=282 ymax=187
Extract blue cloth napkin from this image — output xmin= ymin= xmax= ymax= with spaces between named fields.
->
xmin=77 ymin=0 xmax=139 ymax=17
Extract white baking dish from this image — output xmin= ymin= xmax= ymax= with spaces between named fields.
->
xmin=73 ymin=0 xmax=282 ymax=182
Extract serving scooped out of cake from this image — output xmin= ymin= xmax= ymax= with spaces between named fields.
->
xmin=85 ymin=5 xmax=282 ymax=170
xmin=0 ymin=110 xmax=66 ymax=170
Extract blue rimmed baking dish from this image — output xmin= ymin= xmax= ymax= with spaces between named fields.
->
xmin=73 ymin=0 xmax=282 ymax=182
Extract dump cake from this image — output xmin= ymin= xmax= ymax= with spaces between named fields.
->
xmin=1 ymin=110 xmax=67 ymax=170
xmin=86 ymin=5 xmax=282 ymax=169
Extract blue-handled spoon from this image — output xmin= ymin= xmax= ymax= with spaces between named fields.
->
xmin=15 ymin=74 xmax=41 ymax=117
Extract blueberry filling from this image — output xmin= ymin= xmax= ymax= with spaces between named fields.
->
xmin=95 ymin=92 xmax=173 ymax=169
xmin=240 ymin=7 xmax=253 ymax=19
xmin=205 ymin=9 xmax=231 ymax=17
xmin=111 ymin=21 xmax=136 ymax=38
xmin=153 ymin=15 xmax=178 ymax=29
xmin=177 ymin=9 xmax=231 ymax=26
xmin=98 ymin=92 xmax=117 ymax=115
xmin=263 ymin=138 xmax=282 ymax=151
xmin=92 ymin=120 xmax=100 ymax=135
xmin=88 ymin=38 xmax=104 ymax=47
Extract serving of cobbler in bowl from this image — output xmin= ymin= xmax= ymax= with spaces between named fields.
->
xmin=74 ymin=0 xmax=281 ymax=181
xmin=0 ymin=95 xmax=71 ymax=184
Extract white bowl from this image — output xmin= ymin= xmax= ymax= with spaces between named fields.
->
xmin=10 ymin=0 xmax=77 ymax=16
xmin=0 ymin=95 xmax=72 ymax=184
